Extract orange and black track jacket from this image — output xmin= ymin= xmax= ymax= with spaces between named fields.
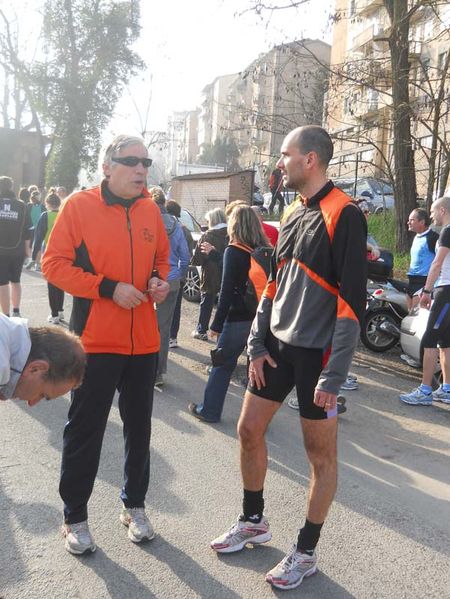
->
xmin=247 ymin=181 xmax=367 ymax=395
xmin=42 ymin=183 xmax=170 ymax=355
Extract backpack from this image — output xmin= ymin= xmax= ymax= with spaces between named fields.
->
xmin=161 ymin=212 xmax=178 ymax=237
xmin=231 ymin=243 xmax=272 ymax=313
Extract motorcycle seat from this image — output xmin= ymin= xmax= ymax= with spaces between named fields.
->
xmin=387 ymin=278 xmax=409 ymax=294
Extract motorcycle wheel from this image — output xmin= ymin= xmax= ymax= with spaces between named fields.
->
xmin=361 ymin=308 xmax=400 ymax=352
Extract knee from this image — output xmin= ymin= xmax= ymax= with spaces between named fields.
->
xmin=306 ymin=446 xmax=337 ymax=477
xmin=237 ymin=417 xmax=262 ymax=450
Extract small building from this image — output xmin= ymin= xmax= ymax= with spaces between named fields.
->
xmin=170 ymin=169 xmax=255 ymax=223
xmin=0 ymin=128 xmax=47 ymax=190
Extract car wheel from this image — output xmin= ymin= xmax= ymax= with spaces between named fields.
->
xmin=183 ymin=266 xmax=201 ymax=303
xmin=375 ymin=206 xmax=384 ymax=215
xmin=360 ymin=308 xmax=399 ymax=352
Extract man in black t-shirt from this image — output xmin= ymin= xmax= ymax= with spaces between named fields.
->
xmin=0 ymin=177 xmax=32 ymax=317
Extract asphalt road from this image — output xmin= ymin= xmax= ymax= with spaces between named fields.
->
xmin=1 ymin=271 xmax=449 ymax=598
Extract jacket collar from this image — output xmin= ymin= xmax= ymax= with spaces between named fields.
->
xmin=101 ymin=179 xmax=145 ymax=207
xmin=301 ymin=180 xmax=334 ymax=207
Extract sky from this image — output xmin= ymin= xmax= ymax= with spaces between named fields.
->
xmin=110 ymin=0 xmax=334 ymax=135
xmin=1 ymin=0 xmax=334 ymax=134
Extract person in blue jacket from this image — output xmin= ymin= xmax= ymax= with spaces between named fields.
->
xmin=149 ymin=187 xmax=190 ymax=387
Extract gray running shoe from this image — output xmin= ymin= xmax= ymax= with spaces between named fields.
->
xmin=340 ymin=376 xmax=358 ymax=391
xmin=432 ymin=386 xmax=450 ymax=404
xmin=62 ymin=521 xmax=96 ymax=555
xmin=120 ymin=507 xmax=155 ymax=543
xmin=399 ymin=387 xmax=432 ymax=405
xmin=210 ymin=516 xmax=271 ymax=553
xmin=265 ymin=544 xmax=317 ymax=590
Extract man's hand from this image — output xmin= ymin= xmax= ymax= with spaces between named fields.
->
xmin=248 ymin=353 xmax=277 ymax=390
xmin=112 ymin=283 xmax=148 ymax=309
xmin=208 ymin=329 xmax=219 ymax=340
xmin=419 ymin=292 xmax=432 ymax=310
xmin=314 ymin=388 xmax=337 ymax=412
xmin=147 ymin=277 xmax=170 ymax=304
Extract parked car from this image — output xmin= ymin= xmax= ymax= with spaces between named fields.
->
xmin=334 ymin=177 xmax=395 ymax=213
xmin=179 ymin=208 xmax=203 ymax=302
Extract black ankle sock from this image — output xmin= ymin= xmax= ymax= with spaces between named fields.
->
xmin=297 ymin=519 xmax=324 ymax=554
xmin=12 ymin=309 xmax=20 ymax=314
xmin=242 ymin=489 xmax=264 ymax=523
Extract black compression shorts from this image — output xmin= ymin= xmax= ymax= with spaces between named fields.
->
xmin=422 ymin=286 xmax=450 ymax=348
xmin=407 ymin=275 xmax=427 ymax=298
xmin=0 ymin=254 xmax=25 ymax=285
xmin=247 ymin=331 xmax=336 ymax=420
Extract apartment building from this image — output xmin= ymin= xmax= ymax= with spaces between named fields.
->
xmin=198 ymin=74 xmax=238 ymax=151
xmin=166 ymin=109 xmax=200 ymax=177
xmin=326 ymin=0 xmax=450 ymax=198
xmin=223 ymin=40 xmax=330 ymax=172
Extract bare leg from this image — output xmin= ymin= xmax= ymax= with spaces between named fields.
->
xmin=439 ymin=348 xmax=450 ymax=385
xmin=301 ymin=416 xmax=338 ymax=524
xmin=10 ymin=282 xmax=21 ymax=311
xmin=0 ymin=284 xmax=10 ymax=314
xmin=237 ymin=392 xmax=281 ymax=491
xmin=422 ymin=348 xmax=439 ymax=387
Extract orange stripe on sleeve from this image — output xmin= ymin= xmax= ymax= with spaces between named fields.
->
xmin=337 ymin=296 xmax=359 ymax=322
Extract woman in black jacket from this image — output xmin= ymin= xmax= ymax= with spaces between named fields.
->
xmin=188 ymin=204 xmax=269 ymax=422
xmin=191 ymin=208 xmax=228 ymax=340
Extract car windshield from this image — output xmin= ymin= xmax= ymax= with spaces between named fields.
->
xmin=370 ymin=179 xmax=393 ymax=195
xmin=180 ymin=208 xmax=202 ymax=233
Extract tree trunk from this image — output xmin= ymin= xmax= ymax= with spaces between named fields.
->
xmin=385 ymin=0 xmax=417 ymax=252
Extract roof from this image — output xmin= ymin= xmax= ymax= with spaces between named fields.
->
xmin=172 ymin=169 xmax=254 ymax=182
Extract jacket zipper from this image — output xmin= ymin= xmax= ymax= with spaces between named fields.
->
xmin=126 ymin=206 xmax=135 ymax=354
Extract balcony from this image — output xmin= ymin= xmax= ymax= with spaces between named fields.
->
xmin=352 ymin=25 xmax=375 ymax=50
xmin=356 ymin=0 xmax=383 ymax=17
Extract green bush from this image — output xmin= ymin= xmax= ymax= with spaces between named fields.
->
xmin=368 ymin=212 xmax=409 ymax=278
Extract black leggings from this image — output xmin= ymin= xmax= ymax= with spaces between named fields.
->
xmin=47 ymin=282 xmax=64 ymax=316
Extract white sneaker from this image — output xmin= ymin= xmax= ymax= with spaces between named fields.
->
xmin=210 ymin=516 xmax=271 ymax=553
xmin=265 ymin=544 xmax=318 ymax=590
xmin=120 ymin=507 xmax=155 ymax=543
xmin=47 ymin=315 xmax=60 ymax=324
xmin=169 ymin=338 xmax=178 ymax=349
xmin=58 ymin=310 xmax=65 ymax=321
xmin=62 ymin=521 xmax=96 ymax=555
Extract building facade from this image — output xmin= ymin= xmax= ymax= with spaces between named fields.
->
xmin=326 ymin=0 xmax=450 ymax=199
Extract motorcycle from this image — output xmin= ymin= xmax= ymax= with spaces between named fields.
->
xmin=361 ymin=278 xmax=409 ymax=352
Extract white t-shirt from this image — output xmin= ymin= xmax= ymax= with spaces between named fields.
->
xmin=0 ymin=314 xmax=31 ymax=400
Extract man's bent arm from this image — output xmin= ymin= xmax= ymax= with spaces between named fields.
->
xmin=318 ymin=205 xmax=367 ymax=395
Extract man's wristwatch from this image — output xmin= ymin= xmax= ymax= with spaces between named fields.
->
xmin=422 ymin=289 xmax=432 ymax=294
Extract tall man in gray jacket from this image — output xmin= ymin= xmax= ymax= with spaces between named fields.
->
xmin=210 ymin=126 xmax=367 ymax=591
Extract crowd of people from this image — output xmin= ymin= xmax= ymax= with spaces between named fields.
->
xmin=1 ymin=125 xmax=449 ymax=591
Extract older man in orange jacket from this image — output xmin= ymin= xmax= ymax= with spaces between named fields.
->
xmin=43 ymin=135 xmax=170 ymax=555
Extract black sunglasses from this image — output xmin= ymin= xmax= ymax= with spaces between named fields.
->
xmin=112 ymin=156 xmax=153 ymax=168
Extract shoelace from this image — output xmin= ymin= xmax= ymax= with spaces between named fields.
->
xmin=280 ymin=546 xmax=310 ymax=572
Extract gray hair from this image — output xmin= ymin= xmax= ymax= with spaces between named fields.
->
xmin=102 ymin=134 xmax=146 ymax=168
xmin=206 ymin=207 xmax=227 ymax=228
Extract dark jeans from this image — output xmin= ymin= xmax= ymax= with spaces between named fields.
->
xmin=170 ymin=283 xmax=184 ymax=339
xmin=196 ymin=292 xmax=215 ymax=334
xmin=47 ymin=282 xmax=64 ymax=316
xmin=198 ymin=319 xmax=252 ymax=421
xmin=269 ymin=191 xmax=285 ymax=214
xmin=60 ymin=352 xmax=158 ymax=524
